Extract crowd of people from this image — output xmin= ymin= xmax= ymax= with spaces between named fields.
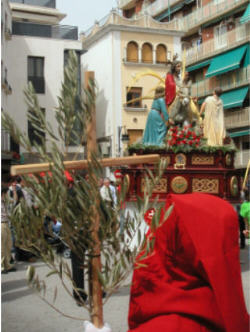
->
xmin=1 ymin=175 xmax=37 ymax=274
xmin=1 ymin=174 xmax=121 ymax=273
xmin=1 ymin=170 xmax=249 ymax=331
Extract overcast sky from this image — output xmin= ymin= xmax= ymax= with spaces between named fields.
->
xmin=56 ymin=0 xmax=119 ymax=33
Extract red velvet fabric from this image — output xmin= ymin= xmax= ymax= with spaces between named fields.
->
xmin=165 ymin=73 xmax=176 ymax=106
xmin=128 ymin=193 xmax=249 ymax=332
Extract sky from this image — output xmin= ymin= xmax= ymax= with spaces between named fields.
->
xmin=56 ymin=0 xmax=119 ymax=33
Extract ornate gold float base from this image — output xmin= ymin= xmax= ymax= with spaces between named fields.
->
xmin=120 ymin=150 xmax=242 ymax=204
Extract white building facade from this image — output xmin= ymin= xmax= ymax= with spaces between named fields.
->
xmin=2 ymin=0 xmax=83 ymax=172
xmin=82 ymin=10 xmax=183 ymax=158
xmin=1 ymin=0 xmax=13 ymax=160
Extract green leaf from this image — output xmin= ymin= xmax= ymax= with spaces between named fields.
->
xmin=26 ymin=265 xmax=35 ymax=283
xmin=46 ymin=270 xmax=58 ymax=278
xmin=53 ymin=287 xmax=58 ymax=304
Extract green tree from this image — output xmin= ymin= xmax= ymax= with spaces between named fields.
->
xmin=2 ymin=50 xmax=170 ymax=329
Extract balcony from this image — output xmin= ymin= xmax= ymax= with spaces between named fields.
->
xmin=51 ymin=25 xmax=78 ymax=40
xmin=117 ymin=0 xmax=136 ymax=10
xmin=179 ymin=0 xmax=248 ymax=33
xmin=12 ymin=22 xmax=78 ymax=40
xmin=186 ymin=25 xmax=248 ymax=66
xmin=191 ymin=66 xmax=250 ymax=98
xmin=234 ymin=149 xmax=250 ymax=169
xmin=145 ymin=0 xmax=182 ymax=17
xmin=10 ymin=0 xmax=56 ymax=8
xmin=225 ymin=107 xmax=250 ymax=129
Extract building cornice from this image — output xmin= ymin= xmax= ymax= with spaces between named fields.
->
xmin=82 ymin=11 xmax=184 ymax=49
xmin=12 ymin=34 xmax=82 ymax=45
xmin=10 ymin=2 xmax=66 ymax=22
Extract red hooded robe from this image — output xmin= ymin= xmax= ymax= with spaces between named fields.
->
xmin=128 ymin=193 xmax=249 ymax=332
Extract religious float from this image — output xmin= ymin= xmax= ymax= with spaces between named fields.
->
xmin=117 ymin=125 xmax=242 ymax=204
xmin=117 ymin=55 xmax=243 ymax=205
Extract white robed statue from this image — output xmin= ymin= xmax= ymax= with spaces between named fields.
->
xmin=200 ymin=87 xmax=225 ymax=146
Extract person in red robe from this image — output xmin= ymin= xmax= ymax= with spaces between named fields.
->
xmin=128 ymin=193 xmax=249 ymax=332
xmin=165 ymin=60 xmax=182 ymax=107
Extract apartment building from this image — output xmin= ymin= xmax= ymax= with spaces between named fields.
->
xmin=118 ymin=0 xmax=250 ymax=171
xmin=81 ymin=9 xmax=183 ymax=157
xmin=1 ymin=0 xmax=83 ymax=179
xmin=1 ymin=0 xmax=13 ymax=177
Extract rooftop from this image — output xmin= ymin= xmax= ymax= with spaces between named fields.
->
xmin=81 ymin=9 xmax=184 ymax=48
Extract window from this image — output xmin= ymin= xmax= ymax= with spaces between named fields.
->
xmin=127 ymin=41 xmax=138 ymax=62
xmin=214 ymin=24 xmax=227 ymax=49
xmin=242 ymin=137 xmax=250 ymax=150
xmin=28 ymin=108 xmax=45 ymax=146
xmin=126 ymin=87 xmax=142 ymax=108
xmin=142 ymin=43 xmax=153 ymax=63
xmin=127 ymin=129 xmax=143 ymax=144
xmin=156 ymin=44 xmax=167 ymax=64
xmin=28 ymin=56 xmax=45 ymax=93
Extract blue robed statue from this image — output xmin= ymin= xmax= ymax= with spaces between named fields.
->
xmin=142 ymin=86 xmax=169 ymax=146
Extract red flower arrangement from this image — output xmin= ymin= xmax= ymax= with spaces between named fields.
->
xmin=166 ymin=124 xmax=203 ymax=152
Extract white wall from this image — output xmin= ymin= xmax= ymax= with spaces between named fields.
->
xmin=6 ymin=35 xmax=82 ymax=153
xmin=1 ymin=0 xmax=12 ymax=114
xmin=173 ymin=36 xmax=182 ymax=60
xmin=82 ymin=30 xmax=122 ymax=157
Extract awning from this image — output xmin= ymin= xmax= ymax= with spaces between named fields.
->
xmin=240 ymin=4 xmax=250 ymax=24
xmin=221 ymin=86 xmax=249 ymax=109
xmin=205 ymin=45 xmax=248 ymax=78
xmin=187 ymin=59 xmax=211 ymax=72
xmin=184 ymin=0 xmax=195 ymax=4
xmin=229 ymin=129 xmax=250 ymax=138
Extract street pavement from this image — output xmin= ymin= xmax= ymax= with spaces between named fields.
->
xmin=1 ymin=245 xmax=249 ymax=332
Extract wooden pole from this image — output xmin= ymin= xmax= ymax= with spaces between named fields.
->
xmin=85 ymin=71 xmax=103 ymax=328
xmin=10 ymin=154 xmax=160 ymax=176
xmin=242 ymin=159 xmax=250 ymax=190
